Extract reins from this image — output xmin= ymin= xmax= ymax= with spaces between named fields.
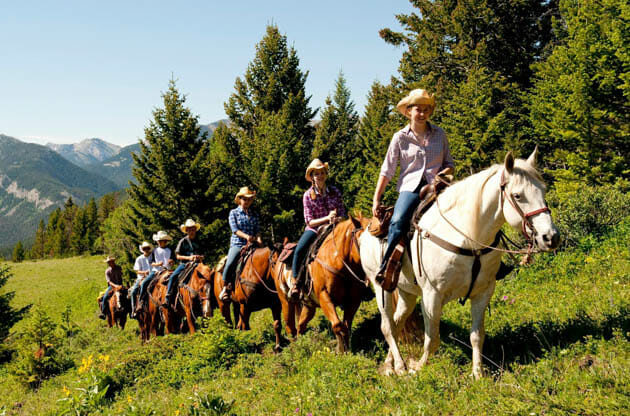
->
xmin=322 ymin=220 xmax=367 ymax=286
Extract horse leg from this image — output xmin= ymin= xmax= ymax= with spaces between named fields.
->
xmin=297 ymin=305 xmax=316 ymax=335
xmin=391 ymin=289 xmax=421 ymax=372
xmin=319 ymin=290 xmax=348 ymax=354
xmin=342 ymin=295 xmax=362 ymax=352
xmin=375 ymin=284 xmax=406 ymax=375
xmin=280 ymin=295 xmax=297 ymax=339
xmin=271 ymin=302 xmax=282 ymax=352
xmin=237 ymin=304 xmax=250 ymax=331
xmin=119 ymin=312 xmax=127 ymax=330
xmin=415 ymin=289 xmax=443 ymax=370
xmin=184 ymin=297 xmax=196 ymax=335
xmin=470 ymin=290 xmax=493 ymax=379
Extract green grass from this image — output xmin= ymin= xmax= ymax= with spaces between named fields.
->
xmin=1 ymin=219 xmax=629 ymax=415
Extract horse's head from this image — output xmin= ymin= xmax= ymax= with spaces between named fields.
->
xmin=342 ymin=213 xmax=370 ymax=263
xmin=193 ymin=263 xmax=213 ymax=317
xmin=501 ymin=149 xmax=560 ymax=251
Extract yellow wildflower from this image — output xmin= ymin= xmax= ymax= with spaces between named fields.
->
xmin=63 ymin=386 xmax=71 ymax=396
xmin=127 ymin=395 xmax=133 ymax=404
xmin=174 ymin=410 xmax=180 ymax=416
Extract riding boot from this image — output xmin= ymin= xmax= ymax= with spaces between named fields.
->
xmin=219 ymin=282 xmax=233 ymax=302
xmin=289 ymin=273 xmax=304 ymax=302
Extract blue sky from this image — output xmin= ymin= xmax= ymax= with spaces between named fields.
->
xmin=0 ymin=1 xmax=414 ymax=146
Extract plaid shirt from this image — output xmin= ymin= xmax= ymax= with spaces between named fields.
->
xmin=229 ymin=206 xmax=259 ymax=247
xmin=380 ymin=123 xmax=454 ymax=192
xmin=303 ymin=185 xmax=346 ymax=232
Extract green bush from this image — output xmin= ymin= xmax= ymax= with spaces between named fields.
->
xmin=547 ymin=182 xmax=630 ymax=247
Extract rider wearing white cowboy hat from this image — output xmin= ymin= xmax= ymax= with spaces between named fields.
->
xmin=220 ymin=186 xmax=262 ymax=301
xmin=130 ymin=242 xmax=153 ymax=317
xmin=372 ymin=89 xmax=454 ymax=282
xmin=163 ymin=219 xmax=204 ymax=307
xmin=137 ymin=231 xmax=174 ymax=312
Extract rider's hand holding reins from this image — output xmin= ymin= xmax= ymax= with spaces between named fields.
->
xmin=372 ymin=175 xmax=390 ymax=218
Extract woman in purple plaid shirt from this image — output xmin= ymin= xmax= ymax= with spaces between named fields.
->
xmin=289 ymin=159 xmax=346 ymax=300
xmin=372 ymin=89 xmax=454 ymax=281
xmin=220 ymin=186 xmax=263 ymax=301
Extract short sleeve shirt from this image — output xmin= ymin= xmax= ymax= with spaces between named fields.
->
xmin=105 ymin=265 xmax=123 ymax=286
xmin=175 ymin=236 xmax=200 ymax=263
xmin=228 ymin=206 xmax=260 ymax=248
xmin=152 ymin=246 xmax=172 ymax=272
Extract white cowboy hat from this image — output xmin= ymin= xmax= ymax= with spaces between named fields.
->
xmin=234 ymin=186 xmax=257 ymax=204
xmin=103 ymin=255 xmax=116 ymax=263
xmin=396 ymin=89 xmax=436 ymax=118
xmin=305 ymin=159 xmax=329 ymax=182
xmin=139 ymin=241 xmax=153 ymax=253
xmin=152 ymin=230 xmax=172 ymax=242
xmin=180 ymin=218 xmax=201 ymax=233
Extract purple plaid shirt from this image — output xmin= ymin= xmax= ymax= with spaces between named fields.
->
xmin=228 ymin=206 xmax=259 ymax=247
xmin=303 ymin=185 xmax=346 ymax=232
xmin=380 ymin=123 xmax=454 ymax=192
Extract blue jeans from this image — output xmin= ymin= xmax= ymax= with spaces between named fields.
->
xmin=140 ymin=271 xmax=157 ymax=300
xmin=379 ymin=191 xmax=421 ymax=270
xmin=222 ymin=246 xmax=242 ymax=284
xmin=130 ymin=281 xmax=140 ymax=312
xmin=166 ymin=263 xmax=187 ymax=299
xmin=101 ymin=286 xmax=112 ymax=313
xmin=292 ymin=230 xmax=317 ymax=279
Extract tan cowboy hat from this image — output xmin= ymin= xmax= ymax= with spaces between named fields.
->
xmin=396 ymin=89 xmax=436 ymax=118
xmin=139 ymin=241 xmax=153 ymax=253
xmin=180 ymin=218 xmax=201 ymax=233
xmin=234 ymin=186 xmax=257 ymax=204
xmin=103 ymin=255 xmax=116 ymax=263
xmin=152 ymin=230 xmax=172 ymax=242
xmin=305 ymin=159 xmax=329 ymax=182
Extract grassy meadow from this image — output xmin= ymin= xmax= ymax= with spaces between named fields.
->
xmin=0 ymin=219 xmax=629 ymax=415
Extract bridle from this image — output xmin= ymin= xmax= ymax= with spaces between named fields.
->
xmin=499 ymin=170 xmax=550 ymax=248
xmin=315 ymin=219 xmax=366 ymax=285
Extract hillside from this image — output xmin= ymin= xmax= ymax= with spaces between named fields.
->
xmin=0 ymin=218 xmax=628 ymax=415
xmin=0 ymin=135 xmax=119 ymax=250
xmin=84 ymin=143 xmax=141 ymax=189
xmin=47 ymin=138 xmax=121 ymax=167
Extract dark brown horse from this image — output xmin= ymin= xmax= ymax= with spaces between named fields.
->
xmin=214 ymin=247 xmax=283 ymax=351
xmin=296 ymin=216 xmax=370 ymax=352
xmin=106 ymin=286 xmax=130 ymax=329
xmin=162 ymin=263 xmax=213 ymax=334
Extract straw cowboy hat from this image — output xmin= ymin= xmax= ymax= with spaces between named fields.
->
xmin=234 ymin=186 xmax=257 ymax=204
xmin=138 ymin=241 xmax=153 ymax=253
xmin=152 ymin=231 xmax=172 ymax=242
xmin=103 ymin=255 xmax=116 ymax=263
xmin=180 ymin=218 xmax=201 ymax=233
xmin=396 ymin=89 xmax=436 ymax=118
xmin=305 ymin=159 xmax=329 ymax=182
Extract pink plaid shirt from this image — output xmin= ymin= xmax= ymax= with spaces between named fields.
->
xmin=303 ymin=185 xmax=346 ymax=232
xmin=380 ymin=123 xmax=454 ymax=192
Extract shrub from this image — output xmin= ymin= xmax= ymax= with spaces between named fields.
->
xmin=547 ymin=182 xmax=630 ymax=247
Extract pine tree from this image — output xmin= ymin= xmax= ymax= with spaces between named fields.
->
xmin=214 ymin=25 xmax=317 ymax=241
xmin=311 ymin=71 xmax=360 ymax=208
xmin=44 ymin=208 xmax=61 ymax=257
xmin=0 ymin=265 xmax=28 ymax=362
xmin=85 ymin=198 xmax=99 ymax=253
xmin=31 ymin=220 xmax=46 ymax=259
xmin=69 ymin=206 xmax=88 ymax=255
xmin=529 ymin=0 xmax=630 ymax=187
xmin=12 ymin=241 xmax=25 ymax=263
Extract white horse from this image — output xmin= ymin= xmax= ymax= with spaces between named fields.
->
xmin=360 ymin=149 xmax=560 ymax=378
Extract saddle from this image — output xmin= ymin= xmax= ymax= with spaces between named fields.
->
xmin=278 ymin=242 xmax=298 ymax=264
xmin=235 ymin=244 xmax=257 ymax=279
xmin=376 ymin=174 xmax=453 ymax=292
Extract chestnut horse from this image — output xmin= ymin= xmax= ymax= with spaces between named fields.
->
xmin=149 ymin=263 xmax=213 ymax=335
xmin=106 ymin=286 xmax=130 ymax=329
xmin=269 ymin=246 xmax=301 ymax=340
xmin=214 ymin=247 xmax=283 ymax=351
xmin=294 ymin=216 xmax=370 ymax=352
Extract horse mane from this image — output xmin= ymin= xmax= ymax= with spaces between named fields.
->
xmin=215 ymin=256 xmax=227 ymax=273
xmin=437 ymin=158 xmax=544 ymax=238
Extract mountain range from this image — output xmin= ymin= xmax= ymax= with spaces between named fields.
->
xmin=0 ymin=119 xmax=228 ymax=253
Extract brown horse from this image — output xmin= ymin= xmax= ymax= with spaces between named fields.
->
xmin=295 ymin=216 xmax=370 ymax=352
xmin=214 ymin=247 xmax=283 ymax=351
xmin=155 ymin=263 xmax=213 ymax=334
xmin=269 ymin=243 xmax=301 ymax=340
xmin=106 ymin=286 xmax=130 ymax=329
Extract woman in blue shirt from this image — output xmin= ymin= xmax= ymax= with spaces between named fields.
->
xmin=220 ymin=186 xmax=263 ymax=301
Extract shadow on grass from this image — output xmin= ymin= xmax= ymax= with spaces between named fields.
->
xmin=440 ymin=306 xmax=630 ymax=368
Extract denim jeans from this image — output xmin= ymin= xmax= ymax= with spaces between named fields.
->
xmin=222 ymin=246 xmax=242 ymax=284
xmin=292 ymin=230 xmax=317 ymax=279
xmin=379 ymin=191 xmax=421 ymax=270
xmin=130 ymin=281 xmax=140 ymax=312
xmin=101 ymin=285 xmax=112 ymax=313
xmin=139 ymin=270 xmax=157 ymax=300
xmin=166 ymin=263 xmax=187 ymax=299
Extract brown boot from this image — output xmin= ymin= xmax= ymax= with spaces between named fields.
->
xmin=219 ymin=283 xmax=233 ymax=302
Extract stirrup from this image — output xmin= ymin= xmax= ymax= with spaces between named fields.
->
xmin=219 ymin=287 xmax=230 ymax=302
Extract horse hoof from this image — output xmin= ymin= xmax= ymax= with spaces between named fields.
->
xmin=273 ymin=344 xmax=282 ymax=353
xmin=394 ymin=364 xmax=407 ymax=376
xmin=408 ymin=358 xmax=423 ymax=372
xmin=378 ymin=363 xmax=395 ymax=376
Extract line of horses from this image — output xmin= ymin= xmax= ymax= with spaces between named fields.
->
xmin=102 ymin=150 xmax=560 ymax=378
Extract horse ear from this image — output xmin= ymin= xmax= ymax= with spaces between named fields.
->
xmin=350 ymin=213 xmax=362 ymax=229
xmin=504 ymin=151 xmax=515 ymax=174
xmin=526 ymin=145 xmax=538 ymax=168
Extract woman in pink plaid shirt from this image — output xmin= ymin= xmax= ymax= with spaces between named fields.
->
xmin=372 ymin=89 xmax=454 ymax=281
xmin=289 ymin=158 xmax=346 ymax=300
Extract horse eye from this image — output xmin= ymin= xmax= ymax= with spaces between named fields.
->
xmin=513 ymin=193 xmax=521 ymax=200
